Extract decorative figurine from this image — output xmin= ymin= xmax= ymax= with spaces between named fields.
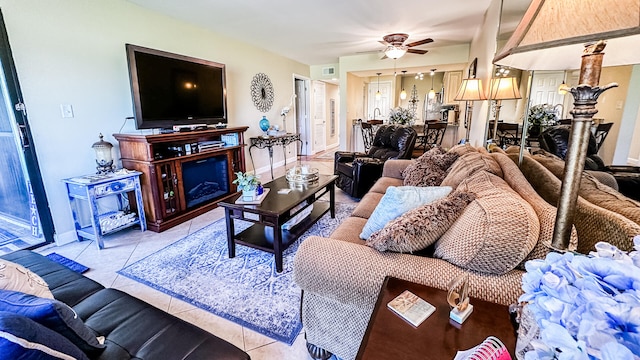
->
xmin=447 ymin=273 xmax=473 ymax=324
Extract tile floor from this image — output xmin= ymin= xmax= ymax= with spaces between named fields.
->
xmin=36 ymin=152 xmax=357 ymax=360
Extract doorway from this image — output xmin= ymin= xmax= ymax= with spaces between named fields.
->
xmin=0 ymin=10 xmax=54 ymax=254
xmin=294 ymin=76 xmax=311 ymax=155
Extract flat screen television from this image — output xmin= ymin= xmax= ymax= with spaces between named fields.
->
xmin=125 ymin=44 xmax=227 ymax=130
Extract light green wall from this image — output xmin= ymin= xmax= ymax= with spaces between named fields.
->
xmin=0 ymin=0 xmax=309 ymax=242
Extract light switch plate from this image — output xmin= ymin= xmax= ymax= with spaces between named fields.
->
xmin=60 ymin=104 xmax=74 ymax=118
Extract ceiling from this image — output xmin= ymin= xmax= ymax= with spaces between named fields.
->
xmin=127 ymin=0 xmax=497 ymax=66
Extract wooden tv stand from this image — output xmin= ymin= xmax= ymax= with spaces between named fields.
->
xmin=114 ymin=127 xmax=248 ymax=232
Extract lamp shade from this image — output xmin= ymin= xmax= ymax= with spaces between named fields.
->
xmin=384 ymin=45 xmax=407 ymax=59
xmin=494 ymin=0 xmax=640 ymax=70
xmin=489 ymin=77 xmax=522 ymax=100
xmin=454 ymin=78 xmax=487 ymax=101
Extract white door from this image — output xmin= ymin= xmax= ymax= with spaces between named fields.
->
xmin=530 ymin=71 xmax=565 ymax=107
xmin=312 ymin=81 xmax=326 ymax=153
xmin=367 ymin=81 xmax=392 ymax=120
xmin=295 ymin=78 xmax=310 ymax=155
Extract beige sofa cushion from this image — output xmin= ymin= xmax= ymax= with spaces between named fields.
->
xmin=351 ymin=192 xmax=384 ymax=219
xmin=447 ymin=143 xmax=478 ymax=157
xmin=402 ymin=146 xmax=459 ymax=187
xmin=434 ymin=171 xmax=540 ymax=275
xmin=330 ymin=216 xmax=367 ymax=245
xmin=369 ymin=177 xmax=403 ymax=194
xmin=441 ymin=152 xmax=503 ymax=189
xmin=366 ymin=190 xmax=476 ymax=252
xmin=533 ymin=153 xmax=640 ymax=226
xmin=489 ymin=152 xmax=578 ymax=265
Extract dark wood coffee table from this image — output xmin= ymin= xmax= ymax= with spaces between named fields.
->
xmin=356 ymin=276 xmax=517 ymax=360
xmin=219 ymin=174 xmax=338 ymax=272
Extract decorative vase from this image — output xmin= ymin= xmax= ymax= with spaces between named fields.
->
xmin=259 ymin=116 xmax=270 ymax=135
xmin=242 ymin=188 xmax=257 ymax=201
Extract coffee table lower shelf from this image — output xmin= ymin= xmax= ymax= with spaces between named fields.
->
xmin=233 ymin=202 xmax=330 ymax=253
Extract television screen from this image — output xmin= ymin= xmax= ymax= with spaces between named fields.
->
xmin=126 ymin=44 xmax=227 ymax=129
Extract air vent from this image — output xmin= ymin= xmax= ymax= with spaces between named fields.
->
xmin=322 ymin=67 xmax=335 ymax=76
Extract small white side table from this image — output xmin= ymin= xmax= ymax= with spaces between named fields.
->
xmin=62 ymin=170 xmax=146 ymax=249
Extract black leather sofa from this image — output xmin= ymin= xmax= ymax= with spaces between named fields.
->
xmin=334 ymin=124 xmax=416 ymax=198
xmin=1 ymin=250 xmax=250 ymax=360
xmin=539 ymin=125 xmax=640 ymax=201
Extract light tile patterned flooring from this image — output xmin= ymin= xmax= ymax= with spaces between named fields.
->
xmin=36 ymin=153 xmax=357 ymax=360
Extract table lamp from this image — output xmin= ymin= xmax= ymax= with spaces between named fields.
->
xmin=91 ymin=133 xmax=114 ymax=174
xmin=494 ymin=0 xmax=640 ymax=249
xmin=454 ymin=78 xmax=487 ymax=142
xmin=488 ymin=77 xmax=521 ymax=143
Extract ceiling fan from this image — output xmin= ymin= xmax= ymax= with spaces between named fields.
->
xmin=379 ymin=33 xmax=433 ymax=59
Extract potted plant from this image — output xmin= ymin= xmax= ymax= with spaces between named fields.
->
xmin=232 ymin=171 xmax=263 ymax=201
xmin=527 ymin=104 xmax=557 ymax=137
xmin=387 ymin=107 xmax=416 ymax=125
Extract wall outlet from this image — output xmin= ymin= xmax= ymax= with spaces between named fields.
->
xmin=60 ymin=104 xmax=74 ymax=118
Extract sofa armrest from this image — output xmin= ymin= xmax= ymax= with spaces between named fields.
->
xmin=335 ymin=151 xmax=366 ymax=164
xmin=382 ymin=159 xmax=413 ymax=179
xmin=294 ymin=236 xmax=524 ymax=307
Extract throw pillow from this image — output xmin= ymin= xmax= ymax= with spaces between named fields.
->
xmin=0 ymin=289 xmax=105 ymax=356
xmin=440 ymin=152 xmax=503 ymax=189
xmin=359 ymin=186 xmax=452 ymax=240
xmin=366 ymin=189 xmax=476 ymax=252
xmin=434 ymin=171 xmax=540 ymax=275
xmin=0 ymin=259 xmax=53 ymax=299
xmin=0 ymin=311 xmax=89 ymax=360
xmin=402 ymin=146 xmax=459 ymax=187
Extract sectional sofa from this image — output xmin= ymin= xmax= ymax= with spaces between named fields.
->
xmin=1 ymin=250 xmax=250 ymax=360
xmin=294 ymin=144 xmax=640 ymax=360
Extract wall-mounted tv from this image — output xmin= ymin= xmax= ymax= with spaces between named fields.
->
xmin=125 ymin=44 xmax=227 ymax=130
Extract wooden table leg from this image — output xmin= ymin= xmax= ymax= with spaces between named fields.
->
xmin=225 ymin=208 xmax=235 ymax=258
xmin=329 ymin=183 xmax=335 ymax=218
xmin=274 ymin=220 xmax=283 ymax=272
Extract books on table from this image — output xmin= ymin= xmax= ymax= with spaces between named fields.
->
xmin=387 ymin=290 xmax=436 ymax=327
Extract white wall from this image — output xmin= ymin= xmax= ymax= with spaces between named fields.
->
xmin=465 ymin=0 xmax=502 ymax=147
xmin=0 ymin=0 xmax=309 ymax=241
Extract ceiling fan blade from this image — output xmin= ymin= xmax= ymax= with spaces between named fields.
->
xmin=380 ymin=54 xmax=388 ymax=60
xmin=407 ymin=49 xmax=428 ymax=55
xmin=406 ymin=38 xmax=433 ymax=48
xmin=378 ymin=40 xmax=389 ymax=46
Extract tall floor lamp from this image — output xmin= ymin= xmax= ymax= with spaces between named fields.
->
xmin=454 ymin=78 xmax=487 ymax=142
xmin=488 ymin=77 xmax=521 ymax=143
xmin=494 ymin=0 xmax=640 ymax=250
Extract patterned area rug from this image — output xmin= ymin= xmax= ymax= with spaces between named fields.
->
xmin=118 ymin=201 xmax=356 ymax=345
xmin=45 ymin=253 xmax=89 ymax=273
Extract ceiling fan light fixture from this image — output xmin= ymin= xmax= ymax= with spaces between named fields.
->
xmin=384 ymin=45 xmax=407 ymax=59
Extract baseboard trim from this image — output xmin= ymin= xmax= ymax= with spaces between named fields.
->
xmin=54 ymin=230 xmax=78 ymax=246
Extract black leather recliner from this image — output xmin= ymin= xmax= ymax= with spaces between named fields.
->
xmin=335 ymin=124 xmax=417 ymax=198
xmin=539 ymin=125 xmax=640 ymax=201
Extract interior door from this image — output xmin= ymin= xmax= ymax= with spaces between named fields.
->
xmin=295 ymin=78 xmax=310 ymax=155
xmin=367 ymin=81 xmax=391 ymax=120
xmin=312 ymin=81 xmax=326 ymax=153
xmin=0 ymin=10 xmax=53 ymax=254
xmin=530 ymin=71 xmax=565 ymax=107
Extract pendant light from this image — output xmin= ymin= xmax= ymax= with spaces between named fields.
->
xmin=558 ymin=80 xmax=569 ymax=95
xmin=375 ymin=72 xmax=382 ymax=100
xmin=400 ymin=71 xmax=407 ymax=100
xmin=428 ymin=69 xmax=436 ymax=99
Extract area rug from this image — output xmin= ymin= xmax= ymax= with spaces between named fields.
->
xmin=314 ymin=150 xmax=337 ymax=160
xmin=118 ymin=201 xmax=356 ymax=345
xmin=46 ymin=253 xmax=89 ymax=273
